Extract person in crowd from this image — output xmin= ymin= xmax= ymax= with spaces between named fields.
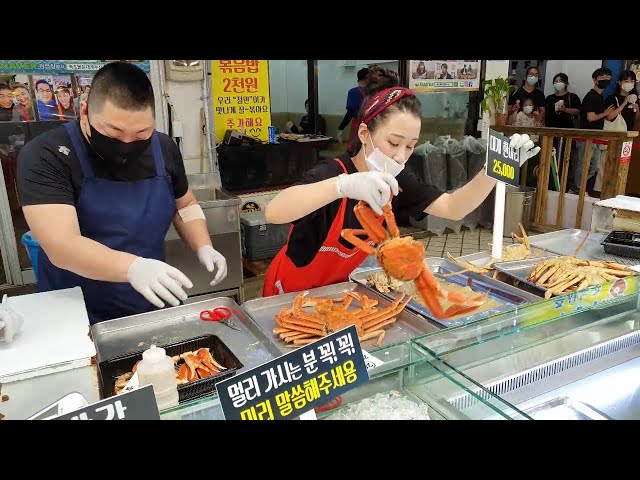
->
xmin=508 ymin=66 xmax=546 ymax=124
xmin=336 ymin=67 xmax=369 ymax=145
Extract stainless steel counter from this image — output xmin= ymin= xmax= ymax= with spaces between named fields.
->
xmin=91 ymin=296 xmax=282 ymax=379
xmin=164 ymin=178 xmax=243 ymax=302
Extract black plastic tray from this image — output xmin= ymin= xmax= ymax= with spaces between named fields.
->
xmin=602 ymin=231 xmax=640 ymax=259
xmin=98 ymin=335 xmax=243 ymax=403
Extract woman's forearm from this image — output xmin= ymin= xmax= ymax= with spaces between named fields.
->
xmin=265 ymin=177 xmax=340 ymax=224
xmin=425 ymin=168 xmax=497 ymax=221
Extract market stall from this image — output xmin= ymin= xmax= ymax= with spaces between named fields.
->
xmin=4 ymin=218 xmax=640 ymax=421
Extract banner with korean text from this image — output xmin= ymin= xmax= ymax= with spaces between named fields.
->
xmin=211 ymin=60 xmax=272 ymax=143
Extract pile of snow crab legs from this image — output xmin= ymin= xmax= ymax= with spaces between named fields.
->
xmin=272 ymin=199 xmax=490 ymax=348
xmin=114 ymin=348 xmax=227 ymax=394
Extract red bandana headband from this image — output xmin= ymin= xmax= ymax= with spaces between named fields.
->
xmin=362 ymin=87 xmax=415 ymax=124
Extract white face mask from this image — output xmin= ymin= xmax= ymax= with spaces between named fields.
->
xmin=523 ymin=105 xmax=534 ymax=114
xmin=363 ymin=137 xmax=405 ymax=177
xmin=553 ymin=82 xmax=566 ymax=92
xmin=621 ymin=82 xmax=635 ymax=93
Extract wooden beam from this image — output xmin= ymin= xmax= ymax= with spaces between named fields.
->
xmin=576 ymin=140 xmax=593 ymax=229
xmin=538 ymin=136 xmax=554 ymax=227
xmin=556 ymin=137 xmax=573 ymax=228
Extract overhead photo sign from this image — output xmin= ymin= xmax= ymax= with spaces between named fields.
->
xmin=217 ymin=325 xmax=369 ymax=420
xmin=409 ymin=60 xmax=480 ymax=92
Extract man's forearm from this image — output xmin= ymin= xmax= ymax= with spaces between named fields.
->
xmin=338 ymin=111 xmax=353 ymax=131
xmin=173 ymin=215 xmax=212 ymax=252
xmin=48 ymin=236 xmax=137 ymax=282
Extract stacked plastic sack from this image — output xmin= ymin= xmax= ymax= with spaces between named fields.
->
xmin=408 ymin=135 xmax=494 ymax=236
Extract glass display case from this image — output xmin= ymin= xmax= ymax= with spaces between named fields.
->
xmin=413 ymin=282 xmax=640 ymax=420
xmin=160 ymin=341 xmax=531 ymax=421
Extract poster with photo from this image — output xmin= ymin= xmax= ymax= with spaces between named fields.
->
xmin=9 ymin=80 xmax=36 ymax=122
xmin=75 ymin=75 xmax=92 ymax=111
xmin=409 ymin=60 xmax=480 ymax=92
xmin=32 ymin=74 xmax=76 ymax=121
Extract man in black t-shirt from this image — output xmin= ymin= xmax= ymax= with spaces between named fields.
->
xmin=571 ymin=67 xmax=615 ymax=194
xmin=15 ymin=62 xmax=228 ymax=324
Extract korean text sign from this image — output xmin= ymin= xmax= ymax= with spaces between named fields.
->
xmin=485 ymin=128 xmax=520 ymax=187
xmin=217 ymin=325 xmax=369 ymax=420
xmin=211 ymin=60 xmax=272 ymax=143
xmin=53 ymin=385 xmax=160 ymax=420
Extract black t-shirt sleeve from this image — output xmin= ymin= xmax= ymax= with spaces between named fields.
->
xmin=604 ymin=94 xmax=617 ymax=109
xmin=394 ymin=169 xmax=444 ymax=222
xmin=534 ymin=90 xmax=546 ymax=111
xmin=159 ymin=133 xmax=189 ymax=199
xmin=568 ymin=93 xmax=581 ymax=110
xmin=17 ymin=138 xmax=75 ymax=206
xmin=581 ymin=91 xmax=603 ymax=114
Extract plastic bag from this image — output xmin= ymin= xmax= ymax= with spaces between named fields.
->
xmin=442 ymin=138 xmax=467 ymax=190
xmin=422 ymin=142 xmax=448 ymax=192
xmin=406 ymin=143 xmax=427 ymax=182
xmin=463 ymin=135 xmax=487 ymax=180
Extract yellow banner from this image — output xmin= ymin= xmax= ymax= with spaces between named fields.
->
xmin=211 ymin=60 xmax=272 ymax=143
xmin=520 ymin=276 xmax=639 ymax=328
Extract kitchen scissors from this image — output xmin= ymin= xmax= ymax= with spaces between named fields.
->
xmin=199 ymin=306 xmax=242 ymax=331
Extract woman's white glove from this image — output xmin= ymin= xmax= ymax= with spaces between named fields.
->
xmin=127 ymin=257 xmax=193 ymax=309
xmin=336 ymin=171 xmax=399 ymax=215
xmin=197 ymin=245 xmax=228 ymax=287
xmin=0 ymin=295 xmax=24 ymax=343
xmin=509 ymin=133 xmax=541 ymax=166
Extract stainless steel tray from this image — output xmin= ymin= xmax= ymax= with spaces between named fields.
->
xmin=454 ymin=245 xmax=554 ymax=276
xmin=511 ymin=228 xmax=639 ymax=267
xmin=490 ymin=255 xmax=560 ymax=297
xmin=240 ymin=282 xmax=442 ymax=355
xmin=523 ymin=396 xmax=611 ymax=420
xmin=349 ymin=258 xmax=541 ymax=328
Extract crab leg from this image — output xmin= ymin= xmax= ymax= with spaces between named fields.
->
xmin=353 ymin=201 xmax=389 ymax=242
xmin=414 ymin=267 xmax=486 ymax=319
xmin=341 ymin=229 xmax=376 ymax=254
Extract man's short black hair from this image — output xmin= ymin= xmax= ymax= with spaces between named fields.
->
xmin=592 ymin=67 xmax=612 ymax=79
xmin=0 ymin=83 xmax=10 ymax=91
xmin=88 ymin=61 xmax=155 ymax=115
xmin=357 ymin=67 xmax=369 ymax=82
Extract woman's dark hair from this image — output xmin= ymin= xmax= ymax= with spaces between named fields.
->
xmin=347 ymin=65 xmax=422 ymax=156
xmin=614 ymin=69 xmax=638 ymax=97
xmin=553 ymin=72 xmax=569 ymax=87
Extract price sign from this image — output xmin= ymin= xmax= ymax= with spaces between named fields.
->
xmin=217 ymin=325 xmax=369 ymax=420
xmin=485 ymin=129 xmax=520 ymax=187
xmin=53 ymin=385 xmax=160 ymax=420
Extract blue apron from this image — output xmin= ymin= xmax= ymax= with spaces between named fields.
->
xmin=38 ymin=122 xmax=177 ymax=324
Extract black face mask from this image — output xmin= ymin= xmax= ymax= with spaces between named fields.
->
xmin=88 ymin=122 xmax=152 ymax=166
xmin=597 ymin=79 xmax=611 ymax=90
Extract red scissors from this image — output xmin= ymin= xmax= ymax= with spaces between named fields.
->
xmin=199 ymin=307 xmax=241 ymax=331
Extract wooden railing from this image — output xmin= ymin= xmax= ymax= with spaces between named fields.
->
xmin=491 ymin=125 xmax=638 ymax=231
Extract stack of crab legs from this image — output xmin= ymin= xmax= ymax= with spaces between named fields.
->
xmin=273 ymin=199 xmax=489 ymax=348
xmin=114 ymin=348 xmax=227 ymax=394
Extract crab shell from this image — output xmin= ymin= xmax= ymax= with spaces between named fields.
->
xmin=376 ymin=237 xmax=426 ymax=282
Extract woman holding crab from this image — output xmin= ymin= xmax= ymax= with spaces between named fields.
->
xmin=263 ymin=66 xmax=539 ymax=298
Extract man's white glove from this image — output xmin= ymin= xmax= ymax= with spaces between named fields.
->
xmin=0 ymin=295 xmax=24 ymax=343
xmin=509 ymin=133 xmax=541 ymax=166
xmin=336 ymin=129 xmax=343 ymax=143
xmin=336 ymin=171 xmax=399 ymax=216
xmin=197 ymin=245 xmax=228 ymax=287
xmin=285 ymin=121 xmax=294 ymax=133
xmin=127 ymin=257 xmax=193 ymax=309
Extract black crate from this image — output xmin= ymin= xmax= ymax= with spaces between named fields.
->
xmin=98 ymin=335 xmax=243 ymax=404
xmin=602 ymin=230 xmax=640 ymax=259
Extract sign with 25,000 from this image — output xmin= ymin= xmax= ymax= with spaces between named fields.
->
xmin=485 ymin=128 xmax=520 ymax=187
xmin=217 ymin=324 xmax=369 ymax=420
